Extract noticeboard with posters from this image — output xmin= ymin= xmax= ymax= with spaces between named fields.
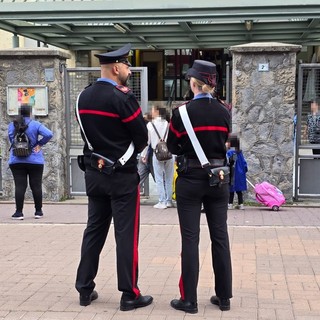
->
xmin=7 ymin=85 xmax=48 ymax=116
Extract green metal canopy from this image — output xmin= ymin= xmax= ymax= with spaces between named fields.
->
xmin=0 ymin=0 xmax=320 ymax=50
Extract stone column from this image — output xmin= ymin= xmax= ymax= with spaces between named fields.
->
xmin=0 ymin=48 xmax=70 ymax=202
xmin=229 ymin=42 xmax=301 ymax=201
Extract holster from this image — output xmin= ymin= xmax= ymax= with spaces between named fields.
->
xmin=206 ymin=166 xmax=230 ymax=187
xmin=77 ymin=155 xmax=86 ymax=172
xmin=90 ymin=152 xmax=116 ymax=175
xmin=176 ymin=155 xmax=188 ymax=173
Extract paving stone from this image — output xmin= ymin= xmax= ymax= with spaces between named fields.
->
xmin=0 ymin=201 xmax=320 ymax=319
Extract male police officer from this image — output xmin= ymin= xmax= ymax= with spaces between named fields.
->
xmin=75 ymin=43 xmax=153 ymax=311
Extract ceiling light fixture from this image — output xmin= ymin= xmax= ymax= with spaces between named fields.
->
xmin=245 ymin=20 xmax=253 ymax=31
xmin=114 ymin=23 xmax=126 ymax=33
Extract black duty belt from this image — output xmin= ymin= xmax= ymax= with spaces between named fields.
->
xmin=188 ymin=158 xmax=225 ymax=168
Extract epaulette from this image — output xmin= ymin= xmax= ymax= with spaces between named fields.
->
xmin=217 ymin=97 xmax=232 ymax=111
xmin=115 ymin=85 xmax=131 ymax=94
xmin=173 ymin=100 xmax=190 ymax=110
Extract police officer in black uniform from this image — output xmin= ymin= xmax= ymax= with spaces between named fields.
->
xmin=167 ymin=60 xmax=232 ymax=313
xmin=75 ymin=43 xmax=153 ymax=311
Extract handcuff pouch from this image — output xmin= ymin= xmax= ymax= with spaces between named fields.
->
xmin=208 ymin=166 xmax=230 ymax=187
xmin=77 ymin=155 xmax=86 ymax=172
xmin=176 ymin=155 xmax=188 ymax=173
xmin=90 ymin=152 xmax=116 ymax=175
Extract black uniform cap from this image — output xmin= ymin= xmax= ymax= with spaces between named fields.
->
xmin=186 ymin=59 xmax=217 ymax=87
xmin=94 ymin=43 xmax=132 ymax=66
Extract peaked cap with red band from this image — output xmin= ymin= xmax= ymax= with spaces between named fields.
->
xmin=186 ymin=59 xmax=217 ymax=87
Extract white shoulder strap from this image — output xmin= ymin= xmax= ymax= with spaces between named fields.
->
xmin=118 ymin=142 xmax=135 ymax=165
xmin=75 ymin=91 xmax=135 ymax=165
xmin=76 ymin=92 xmax=94 ymax=151
xmin=179 ymin=104 xmax=210 ymax=167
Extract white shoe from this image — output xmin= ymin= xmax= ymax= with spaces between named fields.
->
xmin=228 ymin=204 xmax=234 ymax=210
xmin=153 ymin=202 xmax=167 ymax=209
xmin=239 ymin=204 xmax=245 ymax=210
xmin=166 ymin=201 xmax=174 ymax=208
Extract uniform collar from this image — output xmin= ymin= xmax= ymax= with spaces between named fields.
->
xmin=97 ymin=78 xmax=117 ymax=86
xmin=193 ymin=93 xmax=212 ymax=100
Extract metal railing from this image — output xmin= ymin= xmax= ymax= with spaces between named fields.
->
xmin=294 ymin=63 xmax=320 ymax=199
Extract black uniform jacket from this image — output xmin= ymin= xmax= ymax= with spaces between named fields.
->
xmin=167 ymin=97 xmax=231 ymax=160
xmin=78 ymin=80 xmax=148 ymax=172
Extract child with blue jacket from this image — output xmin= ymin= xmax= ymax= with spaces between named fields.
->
xmin=227 ymin=143 xmax=248 ymax=210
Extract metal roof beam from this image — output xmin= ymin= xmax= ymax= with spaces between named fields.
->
xmin=179 ymin=22 xmax=199 ymax=42
xmin=0 ymin=2 xmax=319 ymax=50
xmin=11 ymin=21 xmax=319 ymax=35
xmin=1 ymin=5 xmax=320 ymax=23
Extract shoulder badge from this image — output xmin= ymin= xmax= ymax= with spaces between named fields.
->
xmin=115 ymin=85 xmax=131 ymax=94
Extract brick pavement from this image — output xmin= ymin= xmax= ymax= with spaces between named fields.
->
xmin=0 ymin=200 xmax=320 ymax=320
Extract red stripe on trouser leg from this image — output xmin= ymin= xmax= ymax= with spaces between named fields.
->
xmin=132 ymin=187 xmax=141 ymax=297
xmin=179 ymin=275 xmax=185 ymax=300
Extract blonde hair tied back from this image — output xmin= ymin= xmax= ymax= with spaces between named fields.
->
xmin=193 ymin=78 xmax=215 ymax=95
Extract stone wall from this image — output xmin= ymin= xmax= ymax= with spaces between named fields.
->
xmin=0 ymin=48 xmax=70 ymax=201
xmin=0 ymin=44 xmax=302 ymax=203
xmin=229 ymin=43 xmax=301 ymax=201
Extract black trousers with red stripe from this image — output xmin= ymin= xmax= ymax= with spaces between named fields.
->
xmin=176 ymin=168 xmax=232 ymax=303
xmin=75 ymin=168 xmax=141 ymax=299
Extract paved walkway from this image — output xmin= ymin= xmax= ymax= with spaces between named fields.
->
xmin=0 ymin=200 xmax=320 ymax=320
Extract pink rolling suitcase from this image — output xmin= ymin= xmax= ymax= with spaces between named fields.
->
xmin=246 ymin=179 xmax=286 ymax=211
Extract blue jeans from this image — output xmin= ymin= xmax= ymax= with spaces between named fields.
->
xmin=152 ymin=156 xmax=174 ymax=203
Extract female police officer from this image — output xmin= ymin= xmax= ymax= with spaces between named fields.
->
xmin=167 ymin=60 xmax=232 ymax=313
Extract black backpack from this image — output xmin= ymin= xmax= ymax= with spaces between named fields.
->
xmin=151 ymin=122 xmax=172 ymax=161
xmin=10 ymin=122 xmax=32 ymax=157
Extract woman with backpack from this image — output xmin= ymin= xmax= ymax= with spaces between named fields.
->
xmin=8 ymin=104 xmax=53 ymax=220
xmin=147 ymin=105 xmax=174 ymax=209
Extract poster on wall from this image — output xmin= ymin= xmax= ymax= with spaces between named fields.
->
xmin=7 ymin=85 xmax=48 ymax=116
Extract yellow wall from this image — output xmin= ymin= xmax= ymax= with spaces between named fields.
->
xmin=0 ymin=30 xmax=76 ymax=67
xmin=0 ymin=30 xmax=22 ymax=48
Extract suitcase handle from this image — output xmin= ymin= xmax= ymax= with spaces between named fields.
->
xmin=256 ymin=193 xmax=264 ymax=202
xmin=246 ymin=178 xmax=255 ymax=189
